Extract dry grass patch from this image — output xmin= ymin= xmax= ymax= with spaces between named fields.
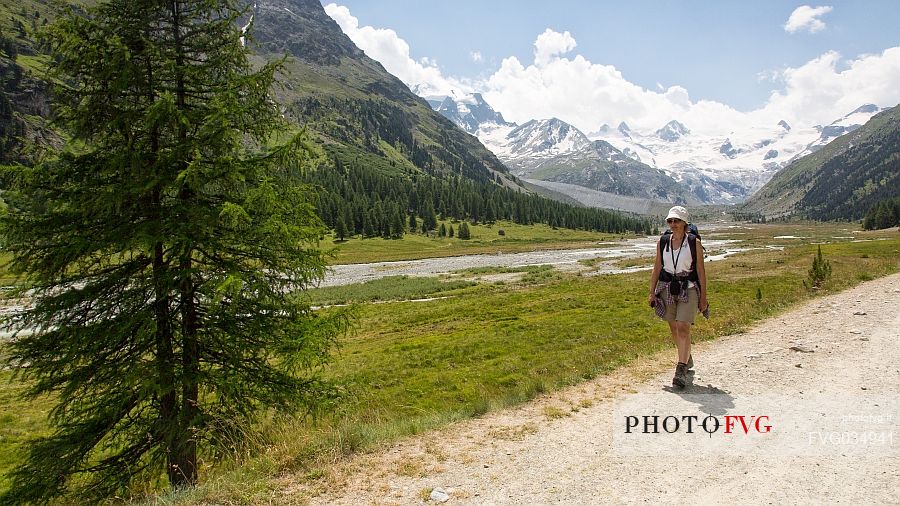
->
xmin=487 ymin=423 xmax=539 ymax=441
xmin=394 ymin=456 xmax=427 ymax=477
xmin=542 ymin=406 xmax=570 ymax=419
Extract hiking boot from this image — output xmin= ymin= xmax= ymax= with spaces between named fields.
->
xmin=687 ymin=354 xmax=694 ymax=370
xmin=672 ymin=362 xmax=688 ymax=389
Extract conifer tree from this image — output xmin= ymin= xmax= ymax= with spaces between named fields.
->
xmin=0 ymin=1 xmax=348 ymax=502
xmin=808 ymin=245 xmax=832 ymax=288
xmin=362 ymin=211 xmax=375 ymax=237
xmin=449 ymin=224 xmax=454 ymax=237
xmin=335 ymin=215 xmax=348 ymax=241
xmin=458 ymin=221 xmax=471 ymax=239
xmin=390 ymin=207 xmax=405 ymax=238
xmin=485 ymin=201 xmax=496 ymax=223
xmin=422 ymin=201 xmax=437 ymax=232
xmin=438 ymin=222 xmax=447 ymax=237
xmin=343 ymin=207 xmax=355 ymax=236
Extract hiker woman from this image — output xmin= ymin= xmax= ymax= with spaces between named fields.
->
xmin=648 ymin=206 xmax=708 ymax=388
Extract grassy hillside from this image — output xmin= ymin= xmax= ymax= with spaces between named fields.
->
xmin=249 ymin=0 xmax=510 ymax=185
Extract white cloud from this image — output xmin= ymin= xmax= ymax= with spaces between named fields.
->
xmin=756 ymin=68 xmax=784 ymax=83
xmin=470 ymin=50 xmax=483 ymax=63
xmin=482 ymin=29 xmax=743 ymax=134
xmin=784 ymin=5 xmax=833 ymax=34
xmin=324 ymin=6 xmax=900 ymax=137
xmin=485 ymin=30 xmax=900 ymax=134
xmin=533 ymin=29 xmax=577 ymax=67
xmin=323 ymin=3 xmax=470 ymax=97
xmin=755 ymin=47 xmax=900 ymax=127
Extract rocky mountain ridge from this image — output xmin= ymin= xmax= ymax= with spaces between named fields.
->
xmin=432 ymin=92 xmax=886 ymax=206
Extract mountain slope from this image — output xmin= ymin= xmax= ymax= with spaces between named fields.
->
xmin=244 ymin=0 xmax=646 ymax=233
xmin=248 ymin=0 xmax=512 ymax=186
xmin=0 ymin=1 xmax=76 ymax=164
xmin=739 ymin=104 xmax=900 ymax=220
xmin=786 ymin=104 xmax=886 ymax=162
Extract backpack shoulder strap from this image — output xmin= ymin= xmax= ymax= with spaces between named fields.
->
xmin=659 ymin=234 xmax=670 ymax=257
xmin=687 ymin=233 xmax=699 ymax=280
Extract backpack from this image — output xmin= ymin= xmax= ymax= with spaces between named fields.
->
xmin=659 ymin=224 xmax=700 ymax=284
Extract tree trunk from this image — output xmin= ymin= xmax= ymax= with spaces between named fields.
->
xmin=168 ymin=0 xmax=199 ymax=488
xmin=154 ymin=238 xmax=183 ymax=487
xmin=172 ymin=250 xmax=199 ymax=487
xmin=143 ymin=40 xmax=183 ymax=486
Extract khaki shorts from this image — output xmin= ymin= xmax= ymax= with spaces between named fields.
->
xmin=663 ymin=287 xmax=698 ymax=324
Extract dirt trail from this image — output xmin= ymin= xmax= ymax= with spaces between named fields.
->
xmin=288 ymin=273 xmax=900 ymax=505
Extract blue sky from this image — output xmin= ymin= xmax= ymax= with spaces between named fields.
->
xmin=323 ymin=2 xmax=900 ymax=134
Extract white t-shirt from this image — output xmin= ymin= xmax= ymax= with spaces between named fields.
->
xmin=662 ymin=237 xmax=696 ymax=287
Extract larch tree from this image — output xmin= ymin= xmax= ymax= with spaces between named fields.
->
xmin=0 ymin=0 xmax=348 ymax=502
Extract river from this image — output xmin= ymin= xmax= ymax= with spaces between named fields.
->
xmin=318 ymin=236 xmax=745 ymax=287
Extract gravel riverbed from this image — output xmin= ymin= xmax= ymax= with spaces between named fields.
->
xmin=319 ymin=236 xmax=740 ymax=287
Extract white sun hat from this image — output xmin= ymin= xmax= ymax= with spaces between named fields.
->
xmin=666 ymin=206 xmax=689 ymax=223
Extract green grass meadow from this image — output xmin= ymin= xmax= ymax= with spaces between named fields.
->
xmin=1 ymin=223 xmax=898 ymax=502
xmin=302 ymin=275 xmax=478 ymax=306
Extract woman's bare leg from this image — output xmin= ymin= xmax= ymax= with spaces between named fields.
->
xmin=669 ymin=321 xmax=691 ymax=363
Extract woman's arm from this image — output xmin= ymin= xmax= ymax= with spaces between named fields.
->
xmin=648 ymin=239 xmax=662 ymax=306
xmin=696 ymin=238 xmax=708 ymax=310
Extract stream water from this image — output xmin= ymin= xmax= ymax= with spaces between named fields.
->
xmin=319 ymin=236 xmax=743 ymax=287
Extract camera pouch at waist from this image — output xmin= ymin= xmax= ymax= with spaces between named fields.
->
xmin=659 ymin=270 xmax=690 ymax=296
xmin=659 ymin=270 xmax=698 ymax=283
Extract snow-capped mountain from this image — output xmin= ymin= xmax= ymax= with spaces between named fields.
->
xmin=585 ymin=105 xmax=885 ymax=203
xmin=429 ymin=99 xmax=672 ymax=201
xmin=656 ymin=120 xmax=690 ymax=142
xmin=430 ymin=92 xmax=513 ymax=135
xmin=591 ymin=120 xmax=805 ymax=202
xmin=788 ymin=104 xmax=884 ymax=161
xmin=431 ymin=93 xmax=885 ymax=206
xmin=588 ymin=121 xmax=633 ymax=139
xmin=500 ymin=118 xmax=591 ymax=166
xmin=468 ymin=117 xmax=694 ymax=203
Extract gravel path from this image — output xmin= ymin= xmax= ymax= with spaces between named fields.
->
xmin=291 ymin=272 xmax=900 ymax=504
